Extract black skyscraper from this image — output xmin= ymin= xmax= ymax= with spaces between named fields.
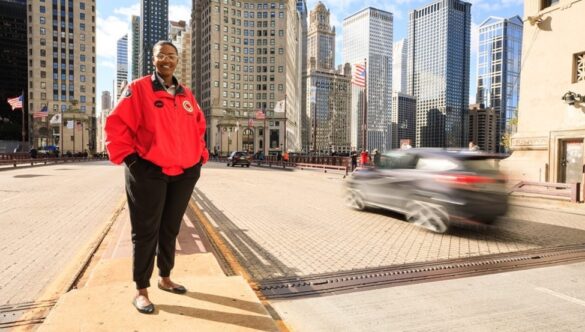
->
xmin=0 ymin=0 xmax=28 ymax=143
xmin=140 ymin=0 xmax=169 ymax=76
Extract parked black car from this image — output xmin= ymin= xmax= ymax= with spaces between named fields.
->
xmin=344 ymin=149 xmax=509 ymax=233
xmin=227 ymin=151 xmax=251 ymax=167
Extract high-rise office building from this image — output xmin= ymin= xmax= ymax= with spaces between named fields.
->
xmin=392 ymin=39 xmax=408 ymax=94
xmin=140 ymin=0 xmax=168 ymax=76
xmin=343 ymin=7 xmax=393 ymax=152
xmin=116 ymin=34 xmax=128 ymax=100
xmin=391 ymin=92 xmax=416 ymax=149
xmin=407 ymin=0 xmax=471 ymax=148
xmin=295 ymin=0 xmax=309 ymax=153
xmin=191 ymin=0 xmax=303 ymax=155
xmin=97 ymin=91 xmax=112 ymax=153
xmin=305 ymin=3 xmax=351 ymax=154
xmin=468 ymin=103 xmax=498 ymax=152
xmin=476 ymin=16 xmax=522 ymax=152
xmin=28 ymin=0 xmax=96 ymax=152
xmin=169 ymin=20 xmax=192 ymax=89
xmin=0 ymin=0 xmax=27 ymax=144
xmin=101 ymin=91 xmax=111 ymax=111
xmin=284 ymin=0 xmax=307 ymax=152
xmin=131 ymin=15 xmax=140 ymax=81
xmin=307 ymin=2 xmax=334 ymax=71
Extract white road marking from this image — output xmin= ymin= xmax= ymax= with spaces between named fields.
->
xmin=240 ymin=239 xmax=271 ymax=266
xmin=203 ymin=211 xmax=218 ymax=228
xmin=535 ymin=287 xmax=585 ymax=307
xmin=183 ymin=215 xmax=195 ymax=228
xmin=188 ymin=231 xmax=205 ymax=251
xmin=219 ymin=231 xmax=245 ymax=258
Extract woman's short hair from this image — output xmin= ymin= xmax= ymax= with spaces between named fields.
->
xmin=152 ymin=40 xmax=178 ymax=54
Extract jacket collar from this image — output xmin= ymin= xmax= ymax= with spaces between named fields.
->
xmin=150 ymin=72 xmax=185 ymax=94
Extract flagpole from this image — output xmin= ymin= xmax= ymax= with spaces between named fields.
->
xmin=362 ymin=58 xmax=367 ymax=150
xmin=284 ymin=94 xmax=287 ymax=152
xmin=20 ymin=91 xmax=26 ymax=147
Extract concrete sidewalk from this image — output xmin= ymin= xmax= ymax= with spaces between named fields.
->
xmin=38 ymin=205 xmax=279 ymax=331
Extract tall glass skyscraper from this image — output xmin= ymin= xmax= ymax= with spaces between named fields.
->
xmin=140 ymin=0 xmax=168 ymax=76
xmin=476 ymin=16 xmax=522 ymax=152
xmin=131 ymin=15 xmax=140 ymax=81
xmin=392 ymin=38 xmax=408 ymax=94
xmin=407 ymin=0 xmax=471 ymax=148
xmin=343 ymin=7 xmax=393 ymax=152
xmin=116 ymin=34 xmax=128 ymax=101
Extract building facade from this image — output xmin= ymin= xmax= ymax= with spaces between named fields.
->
xmin=169 ymin=20 xmax=192 ymax=90
xmin=116 ymin=34 xmax=128 ymax=100
xmin=407 ymin=0 xmax=471 ymax=148
xmin=28 ymin=0 xmax=96 ymax=153
xmin=468 ymin=103 xmax=498 ymax=152
xmin=476 ymin=16 xmax=523 ymax=152
xmin=101 ymin=91 xmax=111 ymax=111
xmin=343 ymin=7 xmax=393 ymax=152
xmin=284 ymin=0 xmax=307 ymax=152
xmin=502 ymin=0 xmax=585 ymax=191
xmin=131 ymin=15 xmax=140 ymax=81
xmin=307 ymin=2 xmax=334 ymax=71
xmin=140 ymin=0 xmax=168 ymax=76
xmin=304 ymin=2 xmax=351 ymax=154
xmin=305 ymin=64 xmax=352 ymax=154
xmin=392 ymin=38 xmax=408 ymax=94
xmin=191 ymin=0 xmax=302 ymax=156
xmin=391 ymin=92 xmax=416 ymax=149
xmin=0 ymin=0 xmax=28 ymax=144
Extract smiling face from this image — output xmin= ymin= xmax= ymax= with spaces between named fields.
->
xmin=152 ymin=44 xmax=178 ymax=82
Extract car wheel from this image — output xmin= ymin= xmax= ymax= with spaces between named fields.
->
xmin=345 ymin=189 xmax=366 ymax=211
xmin=406 ymin=200 xmax=449 ymax=233
xmin=232 ymin=163 xmax=236 ymax=167
xmin=246 ymin=164 xmax=250 ymax=168
xmin=227 ymin=163 xmax=230 ymax=167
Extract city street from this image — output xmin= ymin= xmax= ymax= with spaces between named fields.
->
xmin=193 ymin=162 xmax=585 ymax=283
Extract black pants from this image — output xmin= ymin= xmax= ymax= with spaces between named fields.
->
xmin=125 ymin=157 xmax=202 ymax=289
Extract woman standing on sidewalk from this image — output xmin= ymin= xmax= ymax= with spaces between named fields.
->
xmin=105 ymin=40 xmax=208 ymax=314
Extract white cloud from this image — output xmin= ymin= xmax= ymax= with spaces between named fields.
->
xmin=169 ymin=4 xmax=192 ymax=23
xmin=96 ymin=14 xmax=130 ymax=59
xmin=113 ymin=3 xmax=139 ymax=17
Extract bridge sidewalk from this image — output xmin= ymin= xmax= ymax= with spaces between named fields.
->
xmin=37 ymin=204 xmax=279 ymax=331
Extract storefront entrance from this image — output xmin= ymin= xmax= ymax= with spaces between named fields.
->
xmin=559 ymin=139 xmax=584 ymax=184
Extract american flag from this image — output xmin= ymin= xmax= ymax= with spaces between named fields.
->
xmin=352 ymin=63 xmax=366 ymax=87
xmin=7 ymin=95 xmax=23 ymax=110
xmin=255 ymin=110 xmax=266 ymax=120
xmin=33 ymin=105 xmax=48 ymax=118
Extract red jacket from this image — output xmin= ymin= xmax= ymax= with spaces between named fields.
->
xmin=105 ymin=74 xmax=208 ymax=176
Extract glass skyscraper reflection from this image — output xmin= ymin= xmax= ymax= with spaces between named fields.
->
xmin=343 ymin=8 xmax=393 ymax=152
xmin=407 ymin=0 xmax=471 ymax=148
xmin=476 ymin=16 xmax=523 ymax=152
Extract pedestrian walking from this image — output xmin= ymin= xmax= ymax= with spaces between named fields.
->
xmin=360 ymin=149 xmax=369 ymax=167
xmin=105 ymin=40 xmax=208 ymax=314
xmin=350 ymin=150 xmax=358 ymax=171
xmin=373 ymin=149 xmax=381 ymax=167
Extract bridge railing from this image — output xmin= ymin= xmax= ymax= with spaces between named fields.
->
xmin=508 ymin=181 xmax=581 ymax=203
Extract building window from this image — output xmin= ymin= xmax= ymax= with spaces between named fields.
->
xmin=575 ymin=52 xmax=585 ymax=82
xmin=541 ymin=0 xmax=559 ymax=10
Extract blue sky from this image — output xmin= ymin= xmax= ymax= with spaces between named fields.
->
xmin=96 ymin=0 xmax=523 ymax=111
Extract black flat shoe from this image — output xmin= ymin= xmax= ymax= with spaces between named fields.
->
xmin=133 ymin=297 xmax=155 ymax=314
xmin=158 ymin=282 xmax=187 ymax=294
